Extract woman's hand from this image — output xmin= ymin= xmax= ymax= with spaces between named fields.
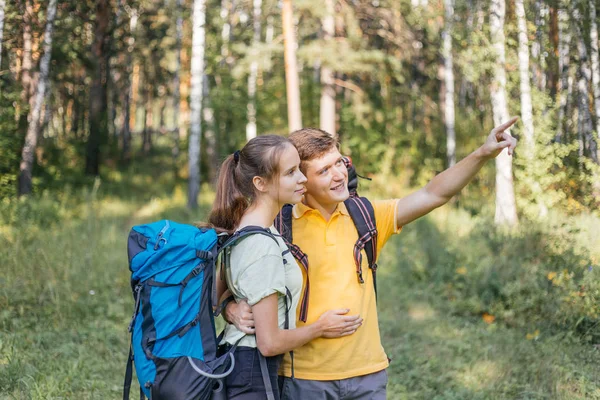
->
xmin=317 ymin=309 xmax=363 ymax=338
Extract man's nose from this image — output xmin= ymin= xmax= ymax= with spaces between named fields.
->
xmin=332 ymin=165 xmax=346 ymax=181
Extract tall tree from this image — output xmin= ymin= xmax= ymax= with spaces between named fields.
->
xmin=172 ymin=0 xmax=183 ymax=171
xmin=188 ymin=0 xmax=206 ymax=209
xmin=556 ymin=5 xmax=571 ymax=143
xmin=86 ymin=0 xmax=112 ymax=175
xmin=121 ymin=7 xmax=138 ymax=162
xmin=19 ymin=0 xmax=34 ymax=121
xmin=589 ymin=0 xmax=600 ymax=141
xmin=246 ymin=0 xmax=262 ymax=141
xmin=490 ymin=0 xmax=518 ymax=225
xmin=442 ymin=0 xmax=456 ymax=167
xmin=18 ymin=0 xmax=58 ymax=196
xmin=282 ymin=0 xmax=302 ymax=132
xmin=320 ymin=0 xmax=336 ymax=135
xmin=515 ymin=0 xmax=534 ymax=153
xmin=573 ymin=9 xmax=598 ymax=163
xmin=203 ymin=76 xmax=218 ymax=182
xmin=0 ymin=0 xmax=6 ymax=69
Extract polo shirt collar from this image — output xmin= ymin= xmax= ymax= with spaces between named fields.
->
xmin=292 ymin=201 xmax=350 ymax=219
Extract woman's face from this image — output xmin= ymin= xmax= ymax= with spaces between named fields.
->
xmin=268 ymin=144 xmax=307 ymax=206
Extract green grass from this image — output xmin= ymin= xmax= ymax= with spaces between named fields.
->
xmin=1 ymin=154 xmax=598 ymax=399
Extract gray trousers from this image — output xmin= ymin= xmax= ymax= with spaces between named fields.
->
xmin=279 ymin=369 xmax=387 ymax=400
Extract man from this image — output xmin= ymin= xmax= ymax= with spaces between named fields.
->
xmin=225 ymin=118 xmax=518 ymax=399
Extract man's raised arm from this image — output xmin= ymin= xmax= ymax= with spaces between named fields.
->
xmin=395 ymin=117 xmax=518 ymax=228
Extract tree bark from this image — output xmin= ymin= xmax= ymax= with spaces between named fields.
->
xmin=203 ymin=76 xmax=218 ymax=183
xmin=122 ymin=8 xmax=138 ymax=163
xmin=246 ymin=0 xmax=262 ymax=141
xmin=319 ymin=0 xmax=336 ymax=136
xmin=556 ymin=6 xmax=571 ymax=143
xmin=515 ymin=0 xmax=534 ymax=153
xmin=188 ymin=0 xmax=206 ymax=209
xmin=0 ymin=0 xmax=6 ymax=69
xmin=442 ymin=0 xmax=456 ymax=167
xmin=172 ymin=0 xmax=183 ymax=171
xmin=490 ymin=0 xmax=518 ymax=226
xmin=86 ymin=0 xmax=111 ymax=176
xmin=18 ymin=0 xmax=33 ymax=127
xmin=282 ymin=0 xmax=302 ymax=132
xmin=18 ymin=0 xmax=58 ymax=196
xmin=589 ymin=0 xmax=600 ymax=144
xmin=573 ymin=10 xmax=598 ymax=164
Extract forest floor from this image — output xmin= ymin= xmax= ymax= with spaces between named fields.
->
xmin=1 ymin=147 xmax=598 ymax=399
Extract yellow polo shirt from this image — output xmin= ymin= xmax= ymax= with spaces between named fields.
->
xmin=279 ymin=199 xmax=401 ymax=380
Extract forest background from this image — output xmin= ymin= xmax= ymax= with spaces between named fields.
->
xmin=0 ymin=0 xmax=599 ymax=398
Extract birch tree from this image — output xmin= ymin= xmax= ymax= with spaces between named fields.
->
xmin=556 ymin=6 xmax=571 ymax=143
xmin=18 ymin=0 xmax=58 ymax=196
xmin=282 ymin=0 xmax=302 ymax=132
xmin=573 ymin=9 xmax=598 ymax=163
xmin=442 ymin=0 xmax=456 ymax=167
xmin=0 ymin=0 xmax=6 ymax=69
xmin=246 ymin=0 xmax=262 ymax=141
xmin=320 ymin=0 xmax=336 ymax=135
xmin=490 ymin=0 xmax=518 ymax=225
xmin=515 ymin=0 xmax=534 ymax=153
xmin=589 ymin=0 xmax=600 ymax=142
xmin=188 ymin=0 xmax=206 ymax=209
xmin=172 ymin=0 xmax=183 ymax=168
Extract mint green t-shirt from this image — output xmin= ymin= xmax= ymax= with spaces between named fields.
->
xmin=221 ymin=226 xmax=302 ymax=348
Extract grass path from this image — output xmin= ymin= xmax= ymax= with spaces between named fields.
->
xmin=1 ymin=163 xmax=598 ymax=399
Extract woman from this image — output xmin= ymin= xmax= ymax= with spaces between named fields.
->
xmin=209 ymin=135 xmax=362 ymax=399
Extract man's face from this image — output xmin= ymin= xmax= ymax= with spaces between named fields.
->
xmin=302 ymin=147 xmax=349 ymax=211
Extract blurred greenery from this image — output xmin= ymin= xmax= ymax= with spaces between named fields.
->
xmin=1 ymin=147 xmax=599 ymax=399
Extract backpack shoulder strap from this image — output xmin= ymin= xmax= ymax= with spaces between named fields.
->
xmin=274 ymin=205 xmax=311 ymax=323
xmin=344 ymin=196 xmax=379 ymax=297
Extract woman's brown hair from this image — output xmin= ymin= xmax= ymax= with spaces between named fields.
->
xmin=208 ymin=135 xmax=292 ymax=232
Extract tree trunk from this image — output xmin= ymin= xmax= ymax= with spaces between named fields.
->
xmin=86 ymin=0 xmax=111 ymax=176
xmin=556 ymin=6 xmax=571 ymax=143
xmin=573 ymin=10 xmax=598 ymax=164
xmin=18 ymin=0 xmax=33 ymax=126
xmin=490 ymin=0 xmax=518 ymax=226
xmin=142 ymin=84 xmax=153 ymax=154
xmin=0 ymin=0 xmax=6 ymax=69
xmin=589 ymin=0 xmax=600 ymax=144
xmin=203 ymin=76 xmax=218 ymax=183
xmin=246 ymin=0 xmax=262 ymax=141
xmin=18 ymin=0 xmax=58 ymax=196
xmin=220 ymin=0 xmax=232 ymax=64
xmin=122 ymin=9 xmax=138 ymax=163
xmin=172 ymin=0 xmax=183 ymax=173
xmin=319 ymin=0 xmax=335 ymax=136
xmin=515 ymin=0 xmax=534 ymax=153
xmin=188 ymin=0 xmax=206 ymax=209
xmin=442 ymin=0 xmax=456 ymax=167
xmin=516 ymin=0 xmax=547 ymax=216
xmin=282 ymin=0 xmax=302 ymax=132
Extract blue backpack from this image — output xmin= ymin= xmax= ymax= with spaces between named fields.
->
xmin=123 ymin=220 xmax=236 ymax=400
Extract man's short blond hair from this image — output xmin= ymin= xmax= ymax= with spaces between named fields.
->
xmin=288 ymin=128 xmax=340 ymax=172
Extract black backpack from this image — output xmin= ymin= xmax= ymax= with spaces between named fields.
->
xmin=274 ymin=156 xmax=378 ymax=323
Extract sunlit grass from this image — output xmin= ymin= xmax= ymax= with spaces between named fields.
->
xmin=1 ymin=152 xmax=598 ymax=399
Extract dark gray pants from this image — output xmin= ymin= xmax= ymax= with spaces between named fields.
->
xmin=279 ymin=369 xmax=387 ymax=400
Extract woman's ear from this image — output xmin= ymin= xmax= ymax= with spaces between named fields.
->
xmin=252 ymin=176 xmax=268 ymax=193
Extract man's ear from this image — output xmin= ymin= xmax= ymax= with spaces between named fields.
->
xmin=252 ymin=176 xmax=268 ymax=193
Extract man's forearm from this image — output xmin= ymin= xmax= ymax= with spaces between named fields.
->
xmin=424 ymin=146 xmax=488 ymax=201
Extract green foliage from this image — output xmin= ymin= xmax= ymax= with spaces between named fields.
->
xmin=0 ymin=88 xmax=21 ymax=199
